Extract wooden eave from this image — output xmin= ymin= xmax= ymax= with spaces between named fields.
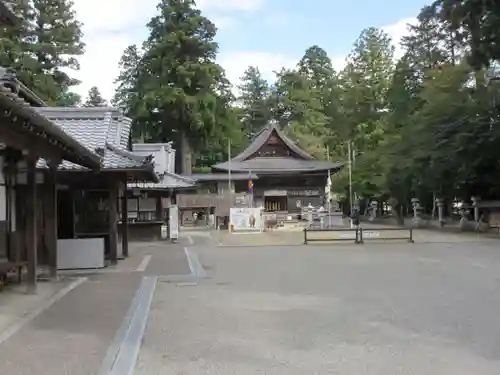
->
xmin=0 ymin=87 xmax=102 ymax=169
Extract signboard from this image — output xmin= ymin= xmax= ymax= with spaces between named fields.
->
xmin=288 ymin=189 xmax=320 ymax=197
xmin=169 ymin=205 xmax=179 ymax=240
xmin=229 ymin=207 xmax=263 ymax=232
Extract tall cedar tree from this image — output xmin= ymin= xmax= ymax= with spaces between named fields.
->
xmin=84 ymin=86 xmax=107 ymax=107
xmin=112 ymin=45 xmax=147 ymax=140
xmin=237 ymin=66 xmax=272 ymax=140
xmin=296 ymin=45 xmax=340 ymax=157
xmin=138 ymin=0 xmax=228 ymax=174
xmin=0 ymin=0 xmax=84 ymax=104
xmin=271 ymin=68 xmax=330 ymax=158
xmin=434 ymin=0 xmax=500 ymax=69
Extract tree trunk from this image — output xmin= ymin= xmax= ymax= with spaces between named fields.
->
xmin=180 ymin=131 xmax=192 ymax=175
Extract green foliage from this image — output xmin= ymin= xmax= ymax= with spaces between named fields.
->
xmin=109 ymin=0 xmax=500 ymax=207
xmin=84 ymin=86 xmax=107 ymax=107
xmin=0 ymin=0 xmax=84 ymax=104
xmin=237 ymin=66 xmax=272 ymax=140
xmin=434 ymin=0 xmax=500 ymax=69
xmin=113 ymin=0 xmax=242 ymax=173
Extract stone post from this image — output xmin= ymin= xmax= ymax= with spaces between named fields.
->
xmin=459 ymin=208 xmax=469 ymax=231
xmin=411 ymin=198 xmax=421 ymax=225
xmin=307 ymin=203 xmax=313 ymax=227
xmin=436 ymin=198 xmax=444 ymax=227
xmin=369 ymin=200 xmax=377 ymax=221
xmin=471 ymin=196 xmax=480 ymax=222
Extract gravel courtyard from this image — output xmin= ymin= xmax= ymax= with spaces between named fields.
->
xmin=134 ymin=235 xmax=500 ymax=374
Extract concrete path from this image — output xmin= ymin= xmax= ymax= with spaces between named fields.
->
xmin=0 ymin=242 xmax=191 ymax=375
xmin=3 ymin=233 xmax=500 ymax=374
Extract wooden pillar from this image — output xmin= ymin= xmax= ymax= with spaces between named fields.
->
xmin=109 ymin=179 xmax=118 ymax=265
xmin=44 ymin=164 xmax=58 ymax=278
xmin=121 ymin=180 xmax=129 ymax=258
xmin=25 ymin=157 xmax=37 ymax=292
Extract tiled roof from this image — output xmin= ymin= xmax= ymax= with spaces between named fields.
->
xmin=186 ymin=172 xmax=258 ymax=181
xmin=128 ymin=171 xmax=195 ymax=189
xmin=35 ymin=107 xmax=153 ymax=173
xmin=0 ymin=78 xmax=101 ymax=169
xmin=212 ymin=157 xmax=342 ymax=173
xmin=212 ymin=121 xmax=342 ymax=173
xmin=231 ymin=121 xmax=315 ymax=162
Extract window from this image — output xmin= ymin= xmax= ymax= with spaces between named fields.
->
xmin=123 ymin=196 xmax=161 ymax=222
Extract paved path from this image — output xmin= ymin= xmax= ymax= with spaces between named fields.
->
xmin=3 ymin=233 xmax=500 ymax=374
xmin=136 ymin=234 xmax=500 ymax=374
xmin=0 ymin=242 xmax=191 ymax=375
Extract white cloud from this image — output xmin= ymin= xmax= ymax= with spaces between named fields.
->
xmin=383 ymin=17 xmax=417 ymax=59
xmin=71 ymin=0 xmax=157 ymax=101
xmin=70 ymin=0 xmax=416 ymax=104
xmin=70 ymin=0 xmax=266 ymax=102
xmin=328 ymin=17 xmax=417 ymax=71
xmin=218 ymin=17 xmax=417 ymax=94
xmin=197 ymin=0 xmax=265 ymax=12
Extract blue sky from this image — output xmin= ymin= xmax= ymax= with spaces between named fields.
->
xmin=215 ymin=0 xmax=428 ymax=57
xmin=72 ymin=0 xmax=430 ymax=101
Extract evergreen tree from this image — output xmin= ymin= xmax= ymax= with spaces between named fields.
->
xmin=271 ymin=68 xmax=330 ymax=158
xmin=340 ymin=27 xmax=395 ymax=145
xmin=113 ymin=45 xmax=150 ymax=140
xmin=297 ymin=45 xmax=334 ymax=88
xmin=0 ymin=0 xmax=84 ymax=104
xmin=237 ymin=66 xmax=272 ymax=139
xmin=84 ymin=86 xmax=107 ymax=107
xmin=120 ymin=0 xmax=232 ymax=174
xmin=58 ymin=91 xmax=81 ymax=107
xmin=32 ymin=0 xmax=84 ymax=104
xmin=434 ymin=0 xmax=500 ymax=69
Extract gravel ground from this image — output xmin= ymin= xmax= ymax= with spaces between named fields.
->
xmin=135 ymin=238 xmax=500 ymax=374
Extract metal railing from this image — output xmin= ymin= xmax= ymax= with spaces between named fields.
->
xmin=303 ymin=227 xmax=414 ymax=244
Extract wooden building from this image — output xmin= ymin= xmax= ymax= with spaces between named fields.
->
xmin=176 ymin=173 xmax=257 ymax=226
xmin=0 ymin=67 xmax=102 ymax=290
xmin=175 ymin=121 xmax=342 ymax=223
xmin=126 ymin=142 xmax=195 ymax=240
xmin=34 ymin=107 xmax=157 ymax=267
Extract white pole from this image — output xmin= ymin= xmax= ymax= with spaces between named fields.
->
xmin=228 ymin=139 xmax=232 ymax=200
xmin=228 ymin=140 xmax=232 ymax=231
xmin=348 ymin=141 xmax=353 ymax=226
xmin=327 ymin=146 xmax=331 ymax=227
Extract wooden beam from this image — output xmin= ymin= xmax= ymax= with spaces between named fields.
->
xmin=44 ymin=164 xmax=58 ymax=278
xmin=25 ymin=156 xmax=37 ymax=293
xmin=121 ymin=180 xmax=129 ymax=258
xmin=0 ymin=125 xmax=63 ymax=164
xmin=108 ymin=178 xmax=118 ymax=265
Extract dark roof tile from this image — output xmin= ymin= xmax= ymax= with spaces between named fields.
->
xmin=35 ymin=107 xmax=153 ymax=173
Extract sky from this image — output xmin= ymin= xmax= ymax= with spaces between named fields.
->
xmin=71 ymin=0 xmax=431 ymax=102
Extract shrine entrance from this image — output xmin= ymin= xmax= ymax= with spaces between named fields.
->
xmin=264 ymin=195 xmax=287 ymax=212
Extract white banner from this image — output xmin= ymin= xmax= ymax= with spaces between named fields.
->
xmin=229 ymin=207 xmax=263 ymax=232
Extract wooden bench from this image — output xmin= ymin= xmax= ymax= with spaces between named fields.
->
xmin=0 ymin=261 xmax=26 ymax=291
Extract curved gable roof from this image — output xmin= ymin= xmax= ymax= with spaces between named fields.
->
xmin=232 ymin=121 xmax=314 ymax=162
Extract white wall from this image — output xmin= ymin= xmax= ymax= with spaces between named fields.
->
xmin=133 ymin=143 xmax=177 ymax=175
